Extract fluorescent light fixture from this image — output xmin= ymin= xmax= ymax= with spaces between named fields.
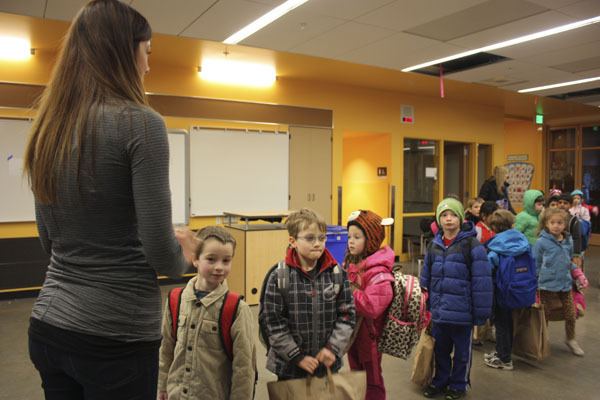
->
xmin=199 ymin=59 xmax=276 ymax=87
xmin=402 ymin=15 xmax=600 ymax=72
xmin=518 ymin=76 xmax=600 ymax=93
xmin=0 ymin=36 xmax=32 ymax=61
xmin=223 ymin=0 xmax=310 ymax=44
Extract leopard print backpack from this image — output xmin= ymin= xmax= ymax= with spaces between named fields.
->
xmin=377 ymin=271 xmax=430 ymax=359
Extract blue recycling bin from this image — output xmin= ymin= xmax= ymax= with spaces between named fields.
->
xmin=326 ymin=225 xmax=348 ymax=265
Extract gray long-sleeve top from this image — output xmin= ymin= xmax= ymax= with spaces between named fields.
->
xmin=31 ymin=102 xmax=189 ymax=342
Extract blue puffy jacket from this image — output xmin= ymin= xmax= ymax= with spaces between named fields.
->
xmin=420 ymin=223 xmax=493 ymax=326
xmin=533 ymin=230 xmax=576 ymax=292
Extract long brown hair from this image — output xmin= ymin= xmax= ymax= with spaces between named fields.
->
xmin=24 ymin=0 xmax=151 ymax=204
xmin=493 ymin=166 xmax=508 ymax=195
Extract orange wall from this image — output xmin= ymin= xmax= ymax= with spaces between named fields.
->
xmin=0 ymin=45 xmax=507 ymax=253
xmin=342 ymin=133 xmax=391 ymax=222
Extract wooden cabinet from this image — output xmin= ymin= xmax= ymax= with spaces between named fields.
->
xmin=225 ymin=225 xmax=289 ymax=305
xmin=289 ymin=126 xmax=332 ymax=222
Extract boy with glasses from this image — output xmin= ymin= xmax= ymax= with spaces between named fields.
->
xmin=261 ymin=208 xmax=356 ymax=380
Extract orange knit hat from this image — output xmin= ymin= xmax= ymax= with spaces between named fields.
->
xmin=347 ymin=210 xmax=390 ymax=256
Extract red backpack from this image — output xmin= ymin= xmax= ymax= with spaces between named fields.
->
xmin=168 ymin=287 xmax=241 ymax=360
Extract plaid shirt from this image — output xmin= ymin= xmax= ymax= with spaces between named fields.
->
xmin=263 ymin=247 xmax=355 ymax=379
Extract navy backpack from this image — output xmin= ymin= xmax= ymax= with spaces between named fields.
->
xmin=495 ymin=250 xmax=537 ymax=309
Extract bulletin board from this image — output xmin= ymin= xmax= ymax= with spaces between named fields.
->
xmin=505 ymin=162 xmax=535 ymax=208
xmin=0 ymin=118 xmax=35 ymax=222
xmin=189 ymin=127 xmax=289 ymax=216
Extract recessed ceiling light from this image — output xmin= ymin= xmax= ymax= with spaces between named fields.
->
xmin=223 ymin=0 xmax=310 ymax=45
xmin=402 ymin=15 xmax=600 ymax=72
xmin=518 ymin=76 xmax=600 ymax=93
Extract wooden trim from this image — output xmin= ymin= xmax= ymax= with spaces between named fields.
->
xmin=148 ymin=94 xmax=332 ymax=127
xmin=0 ymin=82 xmax=44 ymax=109
xmin=0 ymin=82 xmax=333 ymax=128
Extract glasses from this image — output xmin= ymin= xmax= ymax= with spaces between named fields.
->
xmin=297 ymin=234 xmax=327 ymax=244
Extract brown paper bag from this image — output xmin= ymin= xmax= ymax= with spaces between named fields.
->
xmin=267 ymin=368 xmax=366 ymax=400
xmin=512 ymin=305 xmax=550 ymax=361
xmin=411 ymin=331 xmax=435 ymax=387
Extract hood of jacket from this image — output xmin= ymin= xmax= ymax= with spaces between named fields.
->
xmin=523 ymin=189 xmax=544 ymax=216
xmin=285 ymin=246 xmax=338 ymax=275
xmin=433 ymin=220 xmax=477 ymax=247
xmin=486 ymin=229 xmax=530 ymax=256
xmin=362 ymin=246 xmax=395 ymax=272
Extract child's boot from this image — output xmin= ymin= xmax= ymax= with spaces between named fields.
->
xmin=566 ymin=339 xmax=584 ymax=356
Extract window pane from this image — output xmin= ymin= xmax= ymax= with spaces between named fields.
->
xmin=549 ymin=128 xmax=576 ymax=149
xmin=582 ymin=149 xmax=600 ymax=235
xmin=582 ymin=125 xmax=600 ymax=148
xmin=403 ymin=139 xmax=438 ymax=213
xmin=549 ymin=151 xmax=575 ymax=193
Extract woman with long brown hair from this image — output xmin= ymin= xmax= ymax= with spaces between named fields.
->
xmin=24 ymin=1 xmax=195 ymax=398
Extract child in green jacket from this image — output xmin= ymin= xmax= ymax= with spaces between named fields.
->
xmin=515 ymin=189 xmax=544 ymax=246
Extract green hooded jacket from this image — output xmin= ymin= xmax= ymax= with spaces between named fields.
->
xmin=515 ymin=189 xmax=544 ymax=246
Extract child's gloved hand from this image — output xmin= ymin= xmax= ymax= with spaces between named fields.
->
xmin=571 ymin=268 xmax=589 ymax=289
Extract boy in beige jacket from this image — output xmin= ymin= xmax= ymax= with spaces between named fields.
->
xmin=158 ymin=227 xmax=256 ymax=400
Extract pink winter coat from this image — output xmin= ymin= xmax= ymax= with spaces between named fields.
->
xmin=346 ymin=246 xmax=395 ymax=362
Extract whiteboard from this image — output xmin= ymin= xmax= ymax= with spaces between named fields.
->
xmin=0 ymin=119 xmax=189 ymax=224
xmin=167 ymin=130 xmax=189 ymax=225
xmin=0 ymin=118 xmax=35 ymax=222
xmin=190 ymin=128 xmax=289 ymax=216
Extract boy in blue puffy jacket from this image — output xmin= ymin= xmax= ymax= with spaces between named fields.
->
xmin=420 ymin=198 xmax=493 ymax=400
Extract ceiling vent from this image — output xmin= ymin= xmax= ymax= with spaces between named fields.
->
xmin=411 ymin=52 xmax=510 ymax=76
xmin=549 ymin=87 xmax=600 ymax=102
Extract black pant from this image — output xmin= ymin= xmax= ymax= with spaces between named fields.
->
xmin=29 ymin=337 xmax=158 ymax=400
xmin=494 ymin=303 xmax=513 ymax=363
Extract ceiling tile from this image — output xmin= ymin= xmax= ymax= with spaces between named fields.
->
xmin=131 ymin=0 xmax=216 ymax=36
xmin=299 ymin=0 xmax=396 ymax=21
xmin=448 ymin=59 xmax=567 ymax=85
xmin=338 ymin=32 xmax=445 ymax=70
xmin=0 ymin=0 xmax=45 ymax=18
xmin=558 ymin=0 xmax=600 ymax=19
xmin=290 ymin=21 xmax=396 ymax=58
xmin=45 ymin=0 xmax=87 ymax=21
xmin=527 ymin=0 xmax=581 ymax=8
xmin=521 ymin=40 xmax=600 ymax=66
xmin=406 ymin=0 xmax=548 ymax=41
xmin=180 ymin=0 xmax=272 ymax=42
xmin=242 ymin=6 xmax=346 ymax=51
xmin=356 ymin=0 xmax=487 ymax=32
xmin=490 ymin=24 xmax=600 ymax=59
xmin=449 ymin=10 xmax=574 ymax=48
xmin=554 ymin=55 xmax=600 ymax=73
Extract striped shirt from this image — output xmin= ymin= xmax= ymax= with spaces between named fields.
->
xmin=31 ymin=102 xmax=189 ymax=342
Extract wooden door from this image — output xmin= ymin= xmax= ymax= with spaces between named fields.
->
xmin=289 ymin=126 xmax=332 ymax=222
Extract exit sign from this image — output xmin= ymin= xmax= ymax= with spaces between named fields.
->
xmin=536 ymin=114 xmax=544 ymax=124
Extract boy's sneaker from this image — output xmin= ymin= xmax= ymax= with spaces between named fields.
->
xmin=445 ymin=389 xmax=465 ymax=400
xmin=484 ymin=351 xmax=498 ymax=362
xmin=423 ymin=385 xmax=445 ymax=398
xmin=484 ymin=355 xmax=514 ymax=370
xmin=565 ymin=340 xmax=584 ymax=356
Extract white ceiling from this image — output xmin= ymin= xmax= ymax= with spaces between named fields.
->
xmin=1 ymin=0 xmax=600 ymax=106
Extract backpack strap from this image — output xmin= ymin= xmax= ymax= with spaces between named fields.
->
xmin=219 ymin=291 xmax=242 ymax=361
xmin=332 ymin=264 xmax=343 ymax=296
xmin=275 ymin=260 xmax=289 ymax=299
xmin=168 ymin=287 xmax=184 ymax=339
